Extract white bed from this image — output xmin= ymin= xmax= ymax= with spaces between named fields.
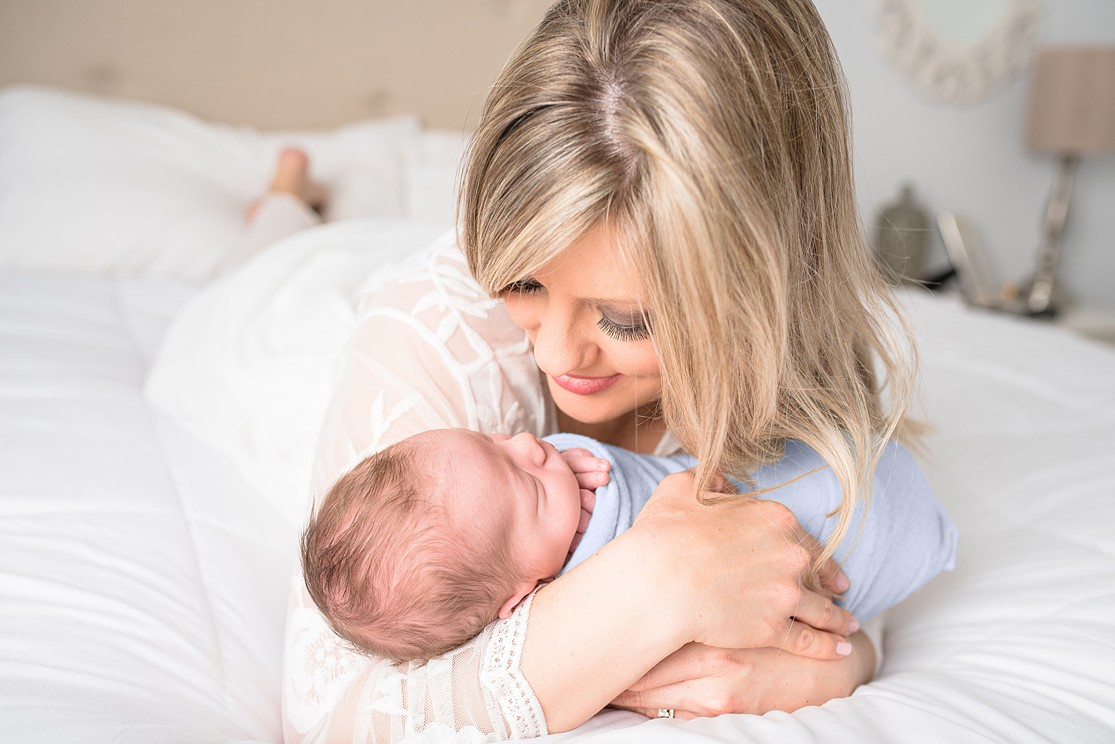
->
xmin=1 ymin=85 xmax=1114 ymax=744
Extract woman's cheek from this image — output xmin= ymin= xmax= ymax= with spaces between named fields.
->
xmin=604 ymin=339 xmax=662 ymax=385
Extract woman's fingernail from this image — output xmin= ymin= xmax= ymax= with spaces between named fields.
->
xmin=836 ymin=642 xmax=852 ymax=656
xmin=836 ymin=572 xmax=851 ymax=592
xmin=848 ymin=617 xmax=860 ymax=634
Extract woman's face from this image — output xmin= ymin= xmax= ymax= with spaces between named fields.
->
xmin=500 ymin=223 xmax=662 ymax=426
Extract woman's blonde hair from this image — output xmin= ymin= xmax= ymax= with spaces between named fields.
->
xmin=459 ymin=0 xmax=917 ymax=567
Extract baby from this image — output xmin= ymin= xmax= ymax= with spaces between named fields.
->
xmin=302 ymin=428 xmax=957 ymax=663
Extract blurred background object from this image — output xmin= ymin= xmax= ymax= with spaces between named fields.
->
xmin=1022 ymin=45 xmax=1115 ymax=316
xmin=874 ymin=183 xmax=930 ymax=284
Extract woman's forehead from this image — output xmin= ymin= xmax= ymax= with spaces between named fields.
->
xmin=533 ymin=224 xmax=644 ymax=306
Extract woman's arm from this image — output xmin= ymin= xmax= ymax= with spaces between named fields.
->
xmin=285 ymin=245 xmax=855 ymax=741
xmin=610 ymin=632 xmax=875 ymax=719
xmin=524 ymin=471 xmax=857 ymax=733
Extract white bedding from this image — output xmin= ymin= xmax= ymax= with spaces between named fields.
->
xmin=0 ymin=271 xmax=294 ymax=742
xmin=2 ymin=85 xmax=1115 ymax=744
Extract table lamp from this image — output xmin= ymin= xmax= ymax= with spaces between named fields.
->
xmin=1024 ymin=45 xmax=1115 ymax=316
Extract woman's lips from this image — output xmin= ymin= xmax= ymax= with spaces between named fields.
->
xmin=551 ymin=374 xmax=621 ymax=395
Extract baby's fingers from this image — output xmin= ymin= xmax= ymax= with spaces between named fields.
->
xmin=579 ymin=488 xmax=596 ymax=518
xmin=560 ymin=451 xmax=610 ymax=489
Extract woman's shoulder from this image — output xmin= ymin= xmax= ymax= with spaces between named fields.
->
xmin=355 ymin=233 xmax=483 ymax=314
xmin=353 ymin=236 xmax=530 ymax=356
xmin=327 ymin=234 xmax=551 ymax=451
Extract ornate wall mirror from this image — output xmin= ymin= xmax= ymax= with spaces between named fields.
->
xmin=875 ymin=0 xmax=1044 ymax=105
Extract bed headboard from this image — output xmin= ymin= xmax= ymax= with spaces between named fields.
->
xmin=0 ymin=0 xmax=553 ymax=131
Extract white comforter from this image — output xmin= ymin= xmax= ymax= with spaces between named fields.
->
xmin=1 ymin=245 xmax=1113 ymax=743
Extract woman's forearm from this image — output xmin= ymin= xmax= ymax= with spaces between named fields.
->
xmin=610 ymin=631 xmax=876 ymax=718
xmin=522 ymin=473 xmax=859 ymax=733
xmin=522 ymin=529 xmax=688 ymax=733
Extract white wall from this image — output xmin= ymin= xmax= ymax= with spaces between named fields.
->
xmin=815 ymin=1 xmax=1115 ymax=313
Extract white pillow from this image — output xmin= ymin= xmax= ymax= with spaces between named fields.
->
xmin=399 ymin=129 xmax=471 ymax=226
xmin=0 ymin=85 xmax=421 ymax=281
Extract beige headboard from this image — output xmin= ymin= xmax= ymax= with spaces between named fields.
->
xmin=0 ymin=0 xmax=553 ymax=131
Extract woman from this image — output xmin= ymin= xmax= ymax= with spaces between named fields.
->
xmin=282 ymin=0 xmax=916 ymax=740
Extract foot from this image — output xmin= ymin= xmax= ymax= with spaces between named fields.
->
xmin=246 ymin=148 xmax=328 ymax=222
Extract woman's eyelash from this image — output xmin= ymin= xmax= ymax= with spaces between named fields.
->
xmin=503 ymin=277 xmax=650 ymax=342
xmin=504 ymin=278 xmax=543 ymax=294
xmin=597 ymin=314 xmax=651 ymax=342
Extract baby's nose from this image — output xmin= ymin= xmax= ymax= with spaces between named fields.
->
xmin=509 ymin=432 xmax=545 ymax=463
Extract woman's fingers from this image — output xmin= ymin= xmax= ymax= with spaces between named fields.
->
xmin=613 ymin=677 xmax=744 ymax=719
xmin=615 ymin=640 xmax=871 ymax=719
xmin=611 ymin=703 xmax=698 ymax=721
xmin=778 ymin=617 xmax=851 ymax=660
xmin=792 ymin=588 xmax=858 ymax=637
xmin=787 ymin=528 xmax=851 ymax=594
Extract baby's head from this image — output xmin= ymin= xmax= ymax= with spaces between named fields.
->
xmin=301 ymin=429 xmax=583 ymax=662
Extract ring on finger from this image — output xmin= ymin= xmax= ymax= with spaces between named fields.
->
xmin=656 ymin=708 xmax=675 ymax=719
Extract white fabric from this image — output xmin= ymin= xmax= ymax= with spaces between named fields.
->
xmin=0 ymin=271 xmax=295 ymax=742
xmin=145 ymin=216 xmax=449 ymax=529
xmin=2 ymin=225 xmax=1115 ymax=743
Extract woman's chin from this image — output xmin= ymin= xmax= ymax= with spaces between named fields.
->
xmin=547 ymin=378 xmax=652 ymax=428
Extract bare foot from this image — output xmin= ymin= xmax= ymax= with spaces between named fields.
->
xmin=246 ymin=148 xmax=328 ymax=222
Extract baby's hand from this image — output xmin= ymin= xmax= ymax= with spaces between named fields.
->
xmin=559 ymin=447 xmax=610 ymax=496
xmin=559 ymin=448 xmax=609 ymax=556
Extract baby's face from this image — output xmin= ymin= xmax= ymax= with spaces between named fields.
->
xmin=419 ymin=429 xmax=582 ymax=582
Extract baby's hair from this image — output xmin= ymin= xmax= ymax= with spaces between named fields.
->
xmin=301 ymin=436 xmax=523 ymax=662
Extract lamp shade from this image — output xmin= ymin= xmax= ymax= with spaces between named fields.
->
xmin=1026 ymin=46 xmax=1115 ymax=154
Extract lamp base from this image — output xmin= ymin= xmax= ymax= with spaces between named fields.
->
xmin=1024 ymin=154 xmax=1078 ymax=316
xmin=1014 ymin=276 xmax=1071 ymax=319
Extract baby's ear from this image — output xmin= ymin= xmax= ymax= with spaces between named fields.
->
xmin=497 ymin=580 xmax=538 ymax=619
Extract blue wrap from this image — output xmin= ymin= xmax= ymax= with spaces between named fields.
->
xmin=545 ymin=433 xmax=956 ymax=622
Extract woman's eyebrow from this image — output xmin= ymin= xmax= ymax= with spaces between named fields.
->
xmin=585 ymin=296 xmax=644 ymax=309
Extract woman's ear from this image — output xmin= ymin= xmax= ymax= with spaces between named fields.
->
xmin=497 ymin=580 xmax=538 ymax=619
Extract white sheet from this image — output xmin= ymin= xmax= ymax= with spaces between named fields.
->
xmin=0 ymin=271 xmax=296 ymax=743
xmin=3 ymin=236 xmax=1113 ymax=743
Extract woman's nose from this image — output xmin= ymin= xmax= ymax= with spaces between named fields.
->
xmin=531 ymin=309 xmax=592 ymax=377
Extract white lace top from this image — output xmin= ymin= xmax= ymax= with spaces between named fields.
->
xmin=281 ymin=234 xmax=679 ymax=743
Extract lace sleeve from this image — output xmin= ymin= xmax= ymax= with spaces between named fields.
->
xmin=284 ymin=581 xmax=546 ymax=743
xmin=283 ymin=241 xmax=552 ymax=743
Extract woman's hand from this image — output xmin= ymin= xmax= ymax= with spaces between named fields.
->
xmin=632 ymin=470 xmax=857 ymax=660
xmin=611 ymin=633 xmax=876 ymax=719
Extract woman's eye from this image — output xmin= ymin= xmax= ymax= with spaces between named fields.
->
xmin=503 ymin=278 xmax=543 ymax=295
xmin=597 ymin=312 xmax=651 ymax=342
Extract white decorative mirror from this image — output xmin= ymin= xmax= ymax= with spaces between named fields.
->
xmin=875 ymin=0 xmax=1044 ymax=105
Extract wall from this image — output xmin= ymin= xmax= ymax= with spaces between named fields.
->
xmin=815 ymin=0 xmax=1115 ymax=313
xmin=0 ymin=0 xmax=553 ymax=131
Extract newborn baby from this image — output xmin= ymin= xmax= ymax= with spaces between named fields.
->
xmin=301 ymin=429 xmax=956 ymax=662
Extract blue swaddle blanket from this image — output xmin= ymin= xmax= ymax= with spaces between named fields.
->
xmin=545 ymin=433 xmax=957 ymax=622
